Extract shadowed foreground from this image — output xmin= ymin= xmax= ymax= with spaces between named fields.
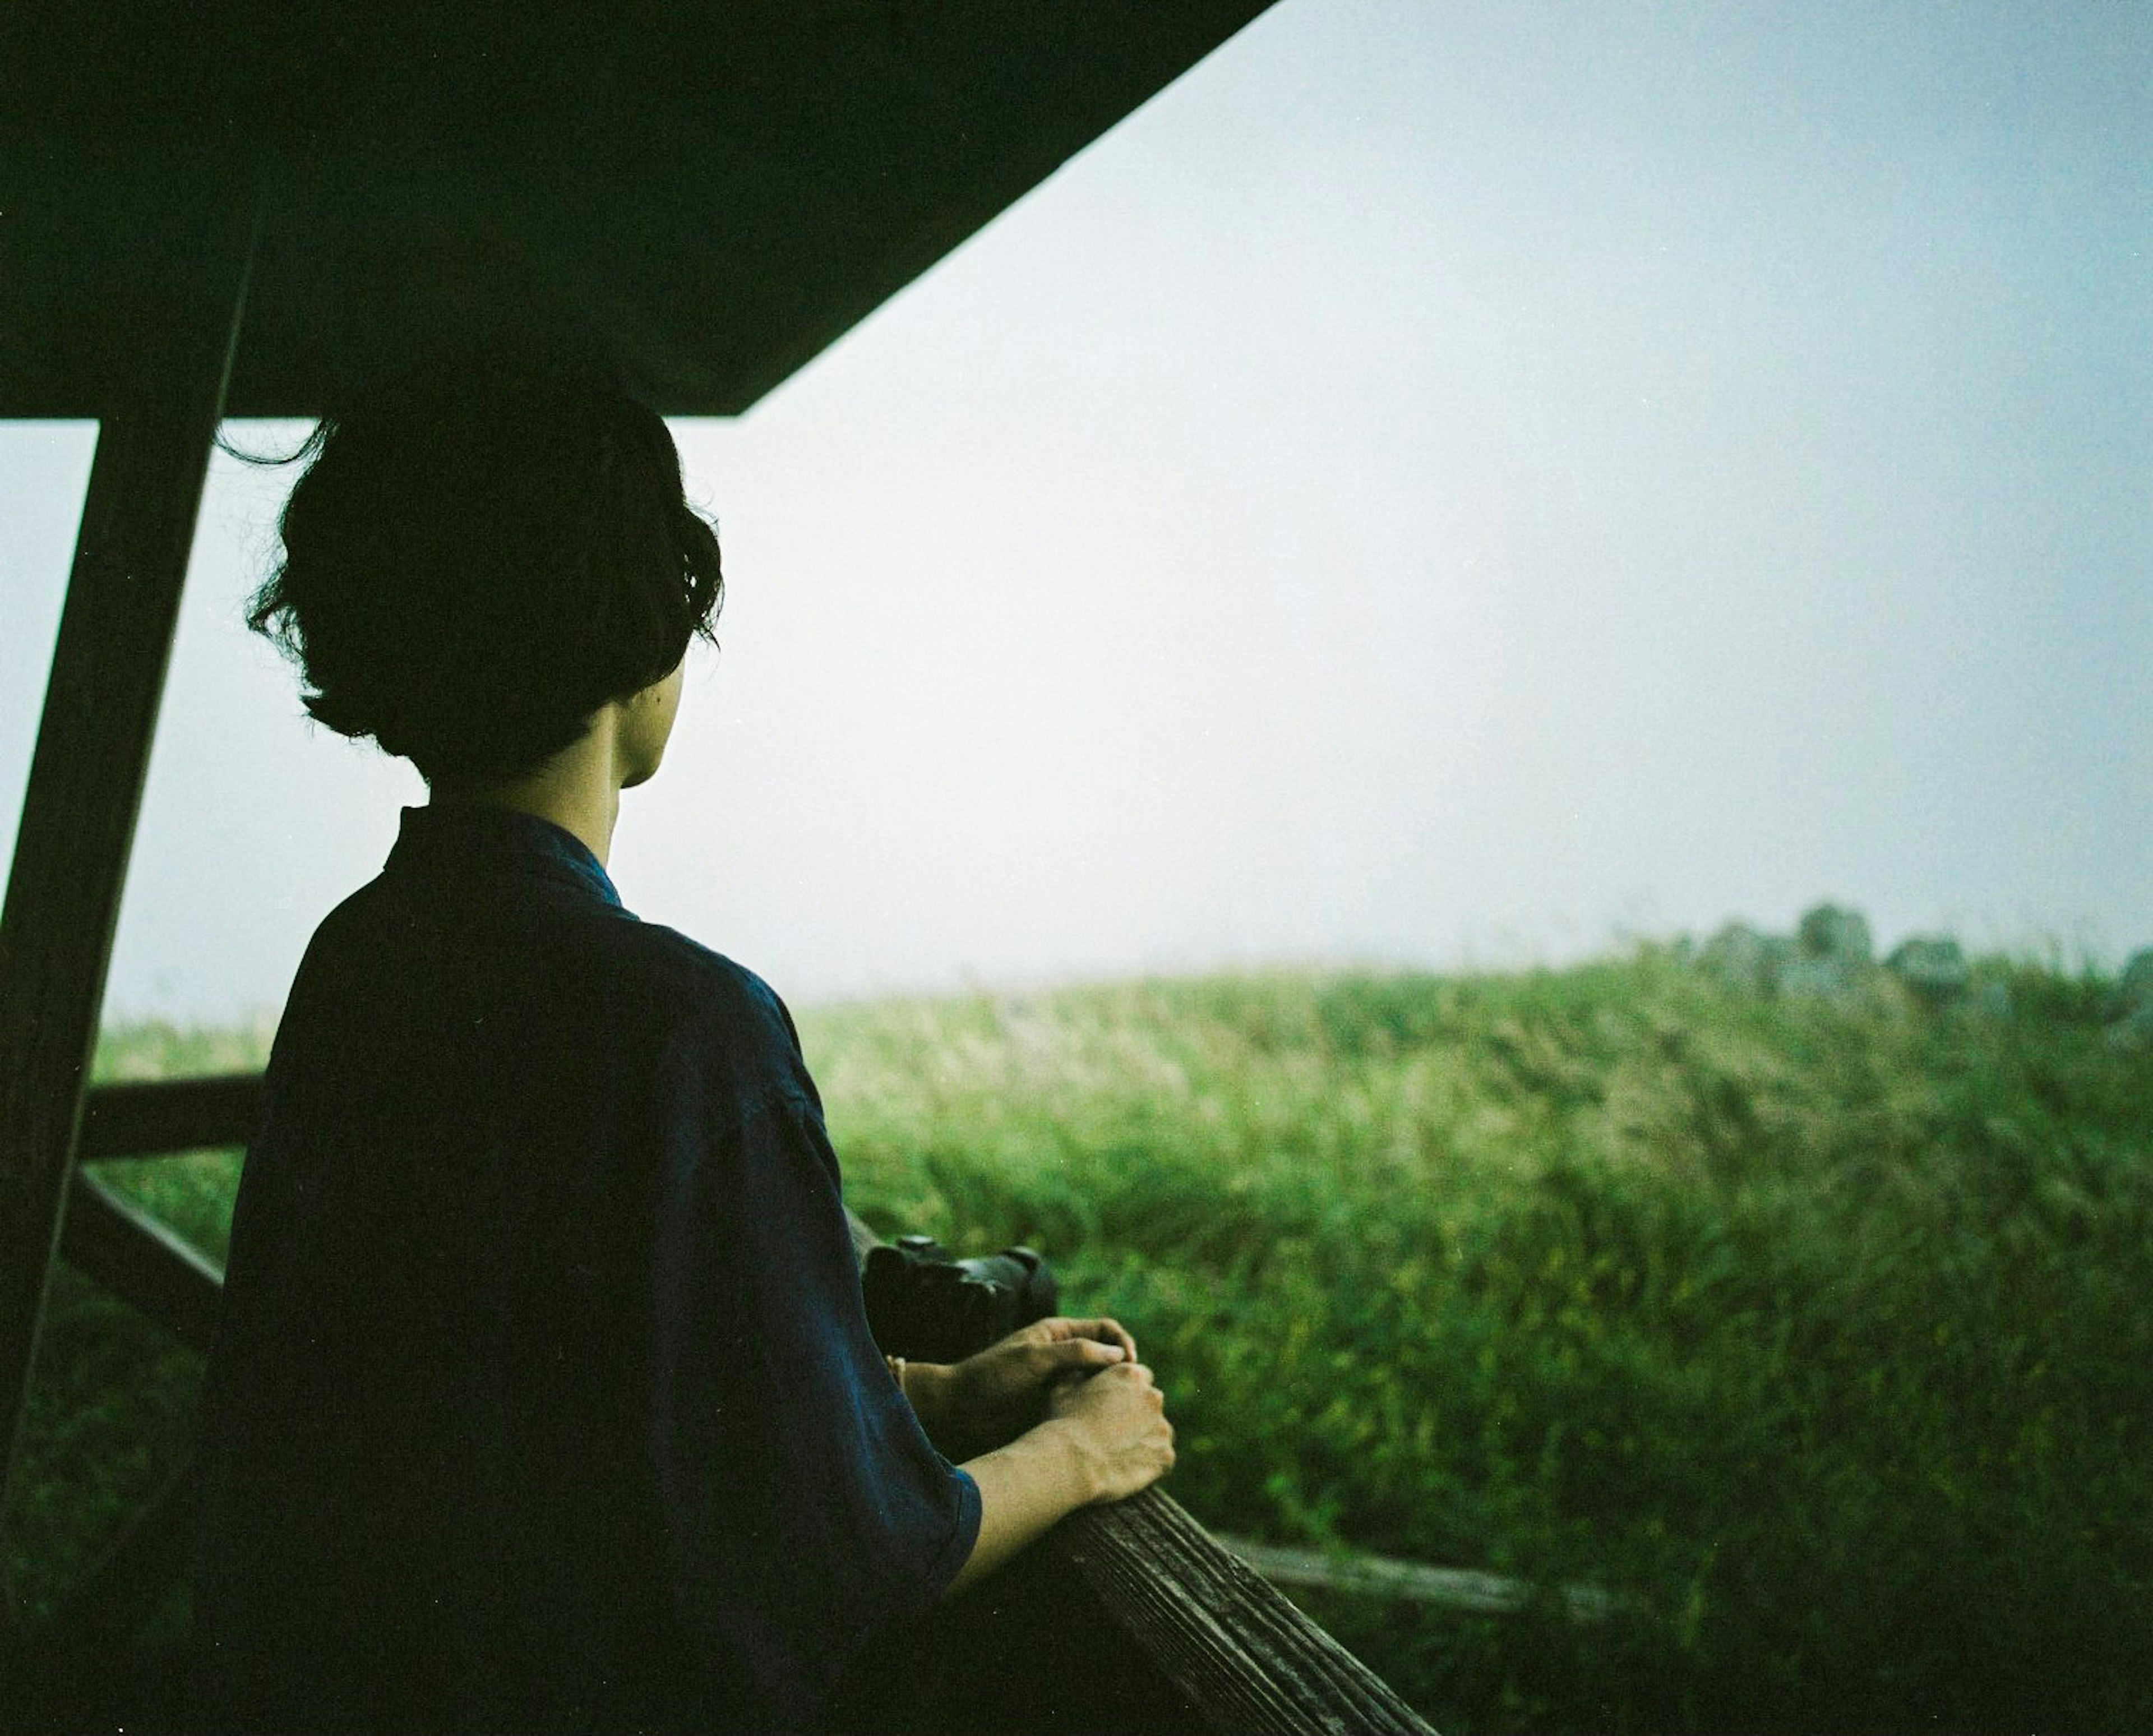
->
xmin=22 ymin=948 xmax=2152 ymax=1732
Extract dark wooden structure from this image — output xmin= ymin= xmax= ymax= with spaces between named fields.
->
xmin=1 ymin=3 xmax=1436 ymax=1729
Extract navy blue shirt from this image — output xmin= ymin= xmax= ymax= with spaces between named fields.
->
xmin=192 ymin=804 xmax=980 ymax=1734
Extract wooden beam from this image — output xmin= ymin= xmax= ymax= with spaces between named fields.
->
xmin=1053 ymin=1493 xmax=1436 ymax=1735
xmin=0 ymin=230 xmax=253 ymax=1610
xmin=59 ymin=1172 xmax=224 ymax=1355
xmin=80 ymin=1073 xmax=266 ymax=1161
xmin=1212 ymin=1533 xmax=1641 ymax=1623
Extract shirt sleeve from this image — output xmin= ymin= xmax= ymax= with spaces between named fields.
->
xmin=645 ymin=1022 xmax=981 ymax=1729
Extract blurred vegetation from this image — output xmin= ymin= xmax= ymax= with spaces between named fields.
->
xmin=17 ymin=951 xmax=2151 ymax=1732
xmin=10 ymin=1021 xmax=264 ymax=1627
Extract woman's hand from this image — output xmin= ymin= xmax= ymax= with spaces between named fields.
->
xmin=912 ymin=1317 xmax=1138 ymax=1452
xmin=1045 ymin=1359 xmax=1175 ymax=1506
xmin=945 ymin=1354 xmax=1173 ymax=1597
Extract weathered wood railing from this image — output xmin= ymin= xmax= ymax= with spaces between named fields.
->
xmin=41 ymin=1071 xmax=1438 ymax=1734
xmin=844 ymin=1213 xmax=1435 ymax=1735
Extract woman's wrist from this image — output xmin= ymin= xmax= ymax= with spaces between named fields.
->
xmin=897 ymin=1359 xmax=957 ymax=1439
xmin=1025 ymin=1415 xmax=1099 ymax=1506
xmin=946 ymin=1418 xmax=1093 ymax=1598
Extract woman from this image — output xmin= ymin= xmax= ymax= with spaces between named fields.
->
xmin=189 ymin=361 xmax=1174 ymax=1734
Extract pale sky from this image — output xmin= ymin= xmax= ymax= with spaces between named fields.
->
xmin=4 ymin=0 xmax=2149 ymax=1023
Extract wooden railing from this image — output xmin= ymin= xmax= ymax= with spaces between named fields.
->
xmin=45 ymin=1072 xmax=1438 ymax=1734
xmin=58 ymin=1072 xmax=266 ymax=1357
xmin=845 ymin=1212 xmax=1435 ymax=1736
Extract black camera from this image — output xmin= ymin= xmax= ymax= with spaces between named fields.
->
xmin=862 ymin=1234 xmax=1059 ymax=1364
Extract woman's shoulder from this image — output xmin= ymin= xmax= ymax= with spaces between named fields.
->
xmin=612 ymin=920 xmax=813 ymax=1087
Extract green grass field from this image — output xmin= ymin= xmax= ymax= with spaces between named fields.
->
xmin=19 ymin=949 xmax=2152 ymax=1732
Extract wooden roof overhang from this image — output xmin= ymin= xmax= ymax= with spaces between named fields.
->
xmin=3 ymin=0 xmax=1272 ymax=418
xmin=0 ymin=3 xmax=1438 ymax=1728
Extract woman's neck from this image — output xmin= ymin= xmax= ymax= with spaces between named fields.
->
xmin=429 ymin=708 xmax=623 ymax=868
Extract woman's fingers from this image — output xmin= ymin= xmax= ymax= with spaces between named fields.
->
xmin=977 ymin=1318 xmax=1141 ymax=1405
xmin=1054 ymin=1316 xmax=1138 ymax=1362
xmin=1031 ymin=1338 xmax=1125 ymax=1382
xmin=1016 ymin=1316 xmax=1138 ymax=1359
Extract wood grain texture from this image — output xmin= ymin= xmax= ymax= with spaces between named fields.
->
xmin=1214 ymin=1532 xmax=1639 ymax=1623
xmin=1051 ymin=1492 xmax=1437 ymax=1736
xmin=78 ymin=1073 xmax=268 ymax=1161
xmin=842 ymin=1208 xmax=1438 ymax=1735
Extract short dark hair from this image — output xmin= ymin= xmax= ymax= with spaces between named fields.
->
xmin=246 ymin=360 xmax=723 ymax=784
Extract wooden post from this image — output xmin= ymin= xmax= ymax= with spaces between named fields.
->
xmin=0 ymin=248 xmax=252 ymax=1618
xmin=59 ymin=1173 xmax=227 ymax=1355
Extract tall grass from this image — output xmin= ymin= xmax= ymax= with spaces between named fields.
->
xmin=810 ymin=953 xmax=2152 ymax=1730
xmin=19 ymin=951 xmax=2152 ymax=1732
